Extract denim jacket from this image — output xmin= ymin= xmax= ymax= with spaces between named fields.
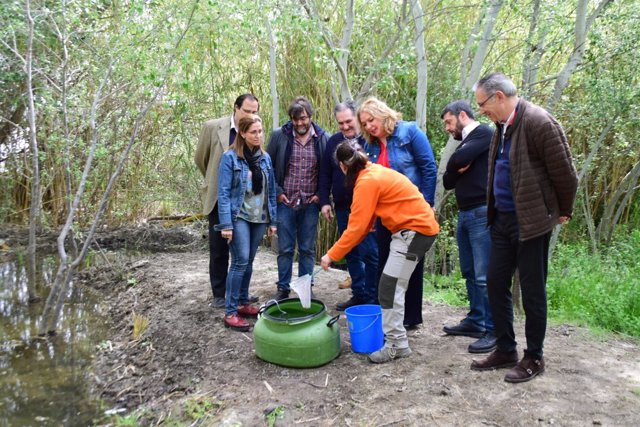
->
xmin=364 ymin=121 xmax=437 ymax=206
xmin=215 ymin=150 xmax=278 ymax=230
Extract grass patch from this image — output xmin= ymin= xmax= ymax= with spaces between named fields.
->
xmin=132 ymin=311 xmax=150 ymax=340
xmin=423 ymin=228 xmax=640 ymax=338
xmin=266 ymin=405 xmax=285 ymax=427
xmin=184 ymin=396 xmax=223 ymax=421
xmin=423 ymin=271 xmax=468 ymax=307
xmin=548 ymin=229 xmax=640 ymax=337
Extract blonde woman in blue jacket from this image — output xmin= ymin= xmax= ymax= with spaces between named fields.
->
xmin=358 ymin=97 xmax=437 ymax=330
xmin=216 ymin=115 xmax=277 ymax=331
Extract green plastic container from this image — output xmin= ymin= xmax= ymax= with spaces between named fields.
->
xmin=254 ymin=298 xmax=341 ymax=368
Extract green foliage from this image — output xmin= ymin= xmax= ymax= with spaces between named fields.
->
xmin=265 ymin=405 xmax=285 ymax=427
xmin=183 ymin=396 xmax=223 ymax=421
xmin=1 ymin=0 xmax=639 ymax=257
xmin=424 ymin=272 xmax=468 ymax=307
xmin=547 ymin=228 xmax=640 ymax=337
xmin=108 ymin=411 xmax=142 ymax=427
xmin=426 ymin=227 xmax=640 ymax=338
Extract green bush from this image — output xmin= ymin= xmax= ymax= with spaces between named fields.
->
xmin=424 ymin=228 xmax=640 ymax=338
xmin=424 ymin=271 xmax=468 ymax=307
xmin=548 ymin=228 xmax=640 ymax=337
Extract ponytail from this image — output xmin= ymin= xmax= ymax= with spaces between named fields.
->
xmin=335 ymin=140 xmax=369 ymax=188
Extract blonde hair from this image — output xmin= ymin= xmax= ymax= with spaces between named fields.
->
xmin=357 ymin=97 xmax=402 ymax=143
xmin=233 ymin=115 xmax=264 ymax=158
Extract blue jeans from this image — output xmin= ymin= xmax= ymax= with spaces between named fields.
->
xmin=276 ymin=203 xmax=319 ymax=290
xmin=225 ymin=218 xmax=267 ymax=315
xmin=335 ymin=207 xmax=379 ymax=303
xmin=457 ymin=205 xmax=494 ymax=331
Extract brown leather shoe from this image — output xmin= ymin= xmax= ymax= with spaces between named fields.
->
xmin=470 ymin=349 xmax=518 ymax=371
xmin=504 ymin=356 xmax=545 ymax=383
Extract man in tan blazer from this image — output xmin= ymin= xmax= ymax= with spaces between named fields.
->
xmin=195 ymin=94 xmax=260 ymax=308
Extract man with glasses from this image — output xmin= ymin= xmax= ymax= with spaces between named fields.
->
xmin=266 ymin=96 xmax=328 ymax=300
xmin=469 ymin=73 xmax=578 ymax=383
xmin=195 ymin=94 xmax=261 ymax=309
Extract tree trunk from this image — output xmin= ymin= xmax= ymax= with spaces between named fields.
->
xmin=462 ymin=0 xmax=504 ymax=94
xmin=264 ymin=12 xmax=279 ymax=128
xmin=547 ymin=0 xmax=613 ymax=112
xmin=25 ymin=0 xmax=41 ymax=297
xmin=596 ymin=161 xmax=640 ymax=244
xmin=356 ymin=0 xmax=411 ymax=100
xmin=521 ymin=0 xmax=548 ymax=99
xmin=299 ymin=0 xmax=353 ymax=101
xmin=436 ymin=0 xmax=503 ymax=213
xmin=411 ymin=0 xmax=427 ymax=130
xmin=459 ymin=5 xmax=484 ymax=90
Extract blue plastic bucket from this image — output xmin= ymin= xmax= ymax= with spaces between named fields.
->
xmin=344 ymin=304 xmax=384 ymax=353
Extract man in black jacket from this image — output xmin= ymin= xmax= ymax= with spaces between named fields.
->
xmin=266 ymin=96 xmax=328 ymax=300
xmin=441 ymin=100 xmax=496 ymax=353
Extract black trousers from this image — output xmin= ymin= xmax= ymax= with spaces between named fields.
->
xmin=376 ymin=219 xmax=424 ymax=327
xmin=487 ymin=211 xmax=550 ymax=359
xmin=208 ymin=204 xmax=229 ymax=299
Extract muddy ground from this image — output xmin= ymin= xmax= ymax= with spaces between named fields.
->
xmin=4 ymin=225 xmax=639 ymax=425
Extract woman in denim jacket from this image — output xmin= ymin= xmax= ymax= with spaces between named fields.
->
xmin=358 ymin=97 xmax=437 ymax=330
xmin=216 ymin=115 xmax=277 ymax=331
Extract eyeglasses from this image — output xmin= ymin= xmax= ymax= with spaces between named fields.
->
xmin=477 ymin=93 xmax=495 ymax=108
xmin=293 ymin=115 xmax=309 ymax=123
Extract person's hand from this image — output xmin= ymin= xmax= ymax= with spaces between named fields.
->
xmin=321 ymin=205 xmax=334 ymax=222
xmin=268 ymin=226 xmax=277 ymax=236
xmin=309 ymin=194 xmax=320 ymax=204
xmin=320 ymin=254 xmax=332 ymax=271
xmin=457 ymin=164 xmax=471 ymax=173
xmin=558 ymin=216 xmax=570 ymax=225
xmin=221 ymin=229 xmax=233 ymax=243
xmin=278 ymin=193 xmax=290 ymax=204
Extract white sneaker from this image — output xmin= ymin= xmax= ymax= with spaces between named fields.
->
xmin=368 ymin=346 xmax=412 ymax=363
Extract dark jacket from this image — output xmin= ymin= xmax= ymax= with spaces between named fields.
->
xmin=319 ymin=133 xmax=366 ymax=210
xmin=266 ymin=121 xmax=327 ymax=196
xmin=443 ymin=124 xmax=494 ymax=211
xmin=487 ymin=99 xmax=578 ymax=241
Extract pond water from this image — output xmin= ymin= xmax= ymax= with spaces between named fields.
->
xmin=0 ymin=253 xmax=109 ymax=426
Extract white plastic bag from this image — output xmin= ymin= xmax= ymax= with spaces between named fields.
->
xmin=290 ymin=268 xmax=321 ymax=308
xmin=290 ymin=274 xmax=313 ymax=308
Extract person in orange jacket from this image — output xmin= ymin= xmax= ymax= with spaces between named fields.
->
xmin=320 ymin=140 xmax=439 ymax=364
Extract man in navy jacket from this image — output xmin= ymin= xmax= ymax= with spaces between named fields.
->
xmin=319 ymin=101 xmax=379 ymax=310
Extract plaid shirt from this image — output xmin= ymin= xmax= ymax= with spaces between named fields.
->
xmin=282 ymin=129 xmax=318 ymax=207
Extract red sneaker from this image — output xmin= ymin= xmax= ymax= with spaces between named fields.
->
xmin=238 ymin=304 xmax=259 ymax=318
xmin=224 ymin=314 xmax=250 ymax=331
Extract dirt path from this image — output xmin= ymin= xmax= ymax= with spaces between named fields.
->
xmin=92 ymin=248 xmax=640 ymax=426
